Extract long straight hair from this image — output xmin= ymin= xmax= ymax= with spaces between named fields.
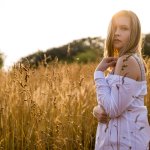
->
xmin=104 ymin=10 xmax=147 ymax=72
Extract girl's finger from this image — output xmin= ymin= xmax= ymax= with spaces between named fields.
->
xmin=106 ymin=57 xmax=117 ymax=62
xmin=108 ymin=60 xmax=117 ymax=67
xmin=98 ymin=118 xmax=108 ymax=123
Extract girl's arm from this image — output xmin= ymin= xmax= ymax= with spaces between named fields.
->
xmin=94 ymin=55 xmax=142 ymax=118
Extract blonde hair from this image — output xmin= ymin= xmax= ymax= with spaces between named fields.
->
xmin=104 ymin=10 xmax=142 ymax=58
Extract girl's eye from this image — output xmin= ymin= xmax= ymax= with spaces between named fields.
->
xmin=121 ymin=27 xmax=128 ymax=30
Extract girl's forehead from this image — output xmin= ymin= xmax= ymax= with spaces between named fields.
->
xmin=113 ymin=16 xmax=130 ymax=26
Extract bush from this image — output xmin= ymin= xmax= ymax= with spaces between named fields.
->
xmin=74 ymin=49 xmax=102 ymax=63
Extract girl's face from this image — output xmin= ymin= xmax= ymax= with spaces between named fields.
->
xmin=113 ymin=16 xmax=131 ymax=51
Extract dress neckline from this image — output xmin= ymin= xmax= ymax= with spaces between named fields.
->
xmin=108 ymin=73 xmax=147 ymax=84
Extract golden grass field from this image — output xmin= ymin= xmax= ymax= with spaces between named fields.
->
xmin=0 ymin=59 xmax=149 ymax=150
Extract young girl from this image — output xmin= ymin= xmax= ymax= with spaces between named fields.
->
xmin=93 ymin=10 xmax=150 ymax=150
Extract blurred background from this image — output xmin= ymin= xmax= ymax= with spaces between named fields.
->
xmin=0 ymin=0 xmax=150 ymax=70
xmin=0 ymin=1 xmax=150 ymax=149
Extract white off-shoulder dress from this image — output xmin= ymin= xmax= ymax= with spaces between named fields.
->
xmin=94 ymin=58 xmax=150 ymax=150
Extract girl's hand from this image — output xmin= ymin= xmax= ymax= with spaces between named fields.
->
xmin=96 ymin=57 xmax=117 ymax=72
xmin=93 ymin=105 xmax=109 ymax=124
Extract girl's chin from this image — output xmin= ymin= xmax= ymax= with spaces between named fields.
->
xmin=113 ymin=43 xmax=123 ymax=49
xmin=114 ymin=46 xmax=121 ymax=50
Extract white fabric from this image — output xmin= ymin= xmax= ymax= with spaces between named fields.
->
xmin=94 ymin=71 xmax=150 ymax=150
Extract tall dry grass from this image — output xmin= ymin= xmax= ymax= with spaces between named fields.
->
xmin=0 ymin=59 xmax=149 ymax=150
xmin=0 ymin=62 xmax=98 ymax=150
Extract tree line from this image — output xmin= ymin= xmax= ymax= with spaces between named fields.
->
xmin=0 ymin=33 xmax=150 ymax=69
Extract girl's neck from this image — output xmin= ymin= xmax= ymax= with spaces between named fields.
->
xmin=119 ymin=49 xmax=137 ymax=57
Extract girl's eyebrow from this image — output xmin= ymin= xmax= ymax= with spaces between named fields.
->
xmin=118 ymin=25 xmax=130 ymax=29
xmin=113 ymin=24 xmax=129 ymax=29
xmin=120 ymin=25 xmax=129 ymax=27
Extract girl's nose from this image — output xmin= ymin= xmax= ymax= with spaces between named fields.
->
xmin=115 ymin=28 xmax=120 ymax=36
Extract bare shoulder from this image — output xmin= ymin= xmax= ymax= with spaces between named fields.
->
xmin=114 ymin=54 xmax=140 ymax=80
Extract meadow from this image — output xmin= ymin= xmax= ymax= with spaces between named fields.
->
xmin=0 ymin=59 xmax=149 ymax=150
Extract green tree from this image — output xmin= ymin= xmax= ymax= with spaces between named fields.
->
xmin=0 ymin=52 xmax=4 ymax=69
xmin=143 ymin=34 xmax=150 ymax=56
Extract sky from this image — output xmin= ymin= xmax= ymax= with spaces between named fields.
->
xmin=0 ymin=0 xmax=150 ymax=69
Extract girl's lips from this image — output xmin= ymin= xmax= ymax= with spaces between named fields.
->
xmin=114 ymin=39 xmax=121 ymax=44
xmin=114 ymin=39 xmax=121 ymax=42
